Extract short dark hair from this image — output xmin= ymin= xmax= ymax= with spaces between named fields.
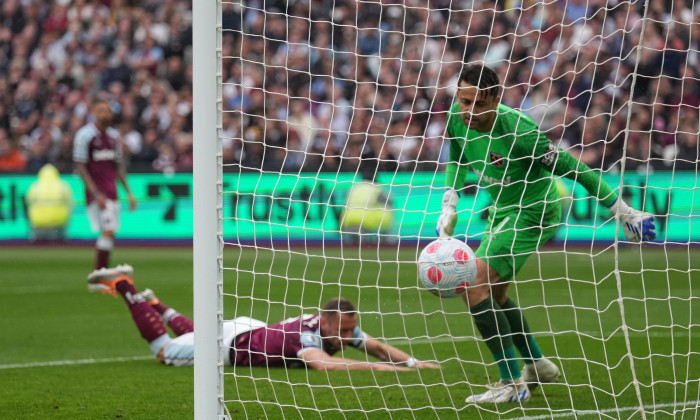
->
xmin=92 ymin=100 xmax=112 ymax=111
xmin=458 ymin=64 xmax=501 ymax=98
xmin=321 ymin=298 xmax=357 ymax=318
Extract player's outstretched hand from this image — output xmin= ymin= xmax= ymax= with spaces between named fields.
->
xmin=436 ymin=188 xmax=459 ymax=238
xmin=608 ymin=198 xmax=657 ymax=242
xmin=372 ymin=363 xmax=411 ymax=372
xmin=621 ymin=211 xmax=656 ymax=242
xmin=414 ymin=361 xmax=441 ymax=369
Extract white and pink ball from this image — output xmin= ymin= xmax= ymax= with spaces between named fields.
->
xmin=417 ymin=238 xmax=477 ymax=298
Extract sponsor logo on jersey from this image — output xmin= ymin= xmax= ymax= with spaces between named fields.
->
xmin=92 ymin=149 xmax=117 ymax=161
xmin=490 ymin=152 xmax=505 ymax=168
xmin=541 ymin=142 xmax=558 ymax=167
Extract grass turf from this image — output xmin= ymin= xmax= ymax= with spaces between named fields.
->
xmin=1 ymin=245 xmax=698 ymax=419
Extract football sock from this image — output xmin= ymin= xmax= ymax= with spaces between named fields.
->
xmin=159 ymin=306 xmax=194 ymax=336
xmin=470 ymin=296 xmax=521 ymax=380
xmin=115 ymin=281 xmax=168 ymax=343
xmin=501 ymin=297 xmax=544 ymax=364
xmin=95 ymin=235 xmax=113 ymax=269
xmin=96 ymin=250 xmax=110 ymax=269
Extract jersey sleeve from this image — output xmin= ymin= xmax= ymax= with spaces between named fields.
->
xmin=296 ymin=326 xmax=367 ymax=356
xmin=547 ymin=149 xmax=618 ymax=206
xmin=72 ymin=127 xmax=92 ymax=163
xmin=107 ymin=127 xmax=123 ymax=162
xmin=348 ymin=326 xmax=368 ymax=350
xmin=297 ymin=330 xmax=323 ymax=356
xmin=510 ymin=113 xmax=549 ymax=157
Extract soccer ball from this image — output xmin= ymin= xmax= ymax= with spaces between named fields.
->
xmin=417 ymin=238 xmax=477 ymax=298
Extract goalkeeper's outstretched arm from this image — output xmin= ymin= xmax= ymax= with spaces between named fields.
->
xmin=547 ymin=147 xmax=657 ymax=242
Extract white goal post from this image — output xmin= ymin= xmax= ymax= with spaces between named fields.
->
xmin=194 ymin=0 xmax=700 ymax=418
xmin=193 ymin=0 xmax=224 ymax=419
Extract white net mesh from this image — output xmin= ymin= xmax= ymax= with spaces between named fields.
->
xmin=216 ymin=1 xmax=700 ymax=417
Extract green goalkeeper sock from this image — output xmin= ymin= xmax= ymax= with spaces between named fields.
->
xmin=470 ymin=296 xmax=521 ymax=381
xmin=501 ymin=297 xmax=543 ymax=364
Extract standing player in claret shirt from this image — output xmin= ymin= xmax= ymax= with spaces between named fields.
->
xmin=436 ymin=64 xmax=656 ymax=404
xmin=73 ymin=101 xmax=137 ymax=269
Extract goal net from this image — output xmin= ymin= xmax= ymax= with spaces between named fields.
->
xmin=195 ymin=0 xmax=700 ymax=418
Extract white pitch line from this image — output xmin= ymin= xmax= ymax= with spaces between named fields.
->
xmin=1 ymin=330 xmax=691 ymax=370
xmin=511 ymin=399 xmax=700 ymax=420
xmin=0 ymin=355 xmax=153 ymax=370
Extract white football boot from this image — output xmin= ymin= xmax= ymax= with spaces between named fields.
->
xmin=87 ymin=265 xmax=134 ymax=297
xmin=522 ymin=358 xmax=560 ymax=391
xmin=465 ymin=378 xmax=531 ymax=404
xmin=113 ymin=264 xmax=134 ymax=278
xmin=140 ymin=288 xmax=160 ymax=306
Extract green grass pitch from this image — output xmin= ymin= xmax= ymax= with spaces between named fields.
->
xmin=1 ymin=244 xmax=698 ymax=419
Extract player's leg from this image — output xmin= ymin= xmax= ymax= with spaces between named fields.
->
xmin=489 ymin=254 xmax=545 ymax=366
xmin=493 ymin=211 xmax=561 ymax=390
xmin=463 ymin=261 xmax=529 ymax=399
xmin=87 ymin=265 xmax=172 ymax=359
xmin=140 ymin=288 xmax=194 ymax=336
xmin=496 ymin=292 xmax=542 ymax=362
xmin=464 ymin=263 xmax=521 ymax=381
xmin=462 ymin=216 xmax=530 ymax=403
xmin=96 ymin=230 xmax=114 ymax=269
xmin=89 ymin=199 xmax=120 ymax=269
xmin=159 ymin=332 xmax=195 ymax=366
xmin=493 ymin=283 xmax=559 ymax=390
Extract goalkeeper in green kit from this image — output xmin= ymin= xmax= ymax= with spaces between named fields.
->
xmin=437 ymin=64 xmax=656 ymax=404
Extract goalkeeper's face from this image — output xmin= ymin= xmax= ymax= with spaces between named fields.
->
xmin=456 ymin=82 xmax=500 ymax=133
xmin=320 ymin=313 xmax=357 ymax=350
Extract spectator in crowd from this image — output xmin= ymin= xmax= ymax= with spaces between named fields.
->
xmin=0 ymin=128 xmax=27 ymax=172
xmin=26 ymin=163 xmax=73 ymax=242
xmin=0 ymin=0 xmax=698 ymax=176
xmin=340 ymin=160 xmax=393 ymax=244
xmin=1 ymin=0 xmax=194 ymax=175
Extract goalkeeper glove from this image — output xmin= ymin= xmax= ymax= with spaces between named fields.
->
xmin=436 ymin=188 xmax=459 ymax=238
xmin=608 ymin=198 xmax=657 ymax=242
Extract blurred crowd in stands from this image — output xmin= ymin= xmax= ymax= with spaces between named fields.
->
xmin=0 ymin=0 xmax=697 ymax=175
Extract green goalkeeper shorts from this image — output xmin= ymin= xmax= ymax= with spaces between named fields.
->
xmin=475 ymin=204 xmax=562 ymax=282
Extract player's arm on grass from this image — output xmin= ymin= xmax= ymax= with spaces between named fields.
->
xmin=537 ymin=137 xmax=656 ymax=242
xmin=363 ymin=334 xmax=440 ymax=369
xmin=300 ymin=347 xmax=412 ymax=371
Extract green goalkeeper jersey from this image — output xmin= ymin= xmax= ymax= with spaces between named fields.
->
xmin=445 ymin=103 xmax=618 ymax=216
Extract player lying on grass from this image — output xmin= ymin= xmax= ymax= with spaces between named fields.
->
xmin=436 ymin=64 xmax=656 ymax=404
xmin=88 ymin=265 xmax=439 ymax=371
